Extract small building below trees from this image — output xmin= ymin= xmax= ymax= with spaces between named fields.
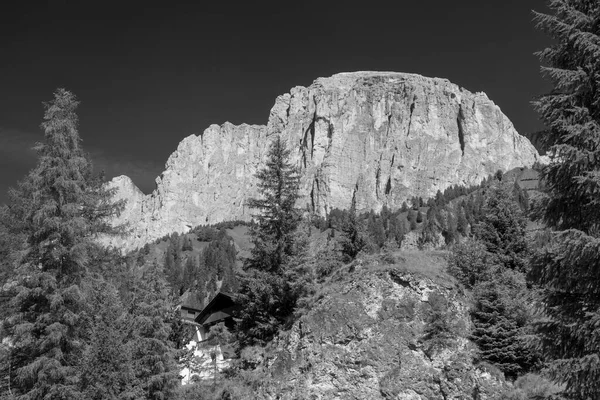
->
xmin=180 ymin=291 xmax=240 ymax=384
xmin=194 ymin=291 xmax=239 ymax=341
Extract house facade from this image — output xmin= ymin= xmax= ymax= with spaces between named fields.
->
xmin=180 ymin=291 xmax=239 ymax=383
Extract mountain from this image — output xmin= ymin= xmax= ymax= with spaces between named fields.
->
xmin=108 ymin=71 xmax=539 ymax=250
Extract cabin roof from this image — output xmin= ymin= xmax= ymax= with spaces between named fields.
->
xmin=195 ymin=291 xmax=237 ymax=326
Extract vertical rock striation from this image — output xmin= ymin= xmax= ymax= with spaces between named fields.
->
xmin=108 ymin=71 xmax=539 ymax=250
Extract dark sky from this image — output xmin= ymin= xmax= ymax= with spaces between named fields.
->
xmin=0 ymin=1 xmax=552 ymax=204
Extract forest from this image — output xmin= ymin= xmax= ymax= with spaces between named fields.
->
xmin=1 ymin=2 xmax=599 ymax=399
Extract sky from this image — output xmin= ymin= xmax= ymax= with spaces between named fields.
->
xmin=0 ymin=1 xmax=552 ymax=204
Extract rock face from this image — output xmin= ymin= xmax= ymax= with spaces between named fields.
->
xmin=232 ymin=252 xmax=507 ymax=399
xmin=109 ymin=71 xmax=539 ymax=250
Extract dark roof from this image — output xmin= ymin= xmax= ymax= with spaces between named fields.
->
xmin=195 ymin=292 xmax=237 ymax=326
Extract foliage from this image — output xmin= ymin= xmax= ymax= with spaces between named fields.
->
xmin=528 ymin=1 xmax=600 ymax=397
xmin=447 ymin=239 xmax=495 ymax=289
xmin=79 ymin=278 xmax=134 ymax=399
xmin=340 ymin=203 xmax=370 ymax=261
xmin=235 ymin=270 xmax=296 ymax=346
xmin=245 ymin=135 xmax=301 ymax=274
xmin=470 ymin=271 xmax=537 ymax=379
xmin=422 ymin=291 xmax=459 ymax=358
xmin=500 ymin=373 xmax=565 ymax=400
xmin=473 ymin=185 xmax=529 ymax=271
xmin=237 ymin=136 xmax=303 ymax=346
xmin=0 ymin=89 xmax=123 ymax=399
xmin=127 ymin=265 xmax=180 ymax=400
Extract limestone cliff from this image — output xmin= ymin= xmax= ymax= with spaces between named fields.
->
xmin=109 ymin=72 xmax=539 ymax=250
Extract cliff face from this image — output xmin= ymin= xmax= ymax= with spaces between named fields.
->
xmin=109 ymin=72 xmax=539 ymax=250
xmin=229 ymin=252 xmax=507 ymax=399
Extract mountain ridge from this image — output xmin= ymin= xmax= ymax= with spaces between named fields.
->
xmin=108 ymin=71 xmax=539 ymax=250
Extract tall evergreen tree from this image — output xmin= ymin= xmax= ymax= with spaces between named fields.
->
xmin=340 ymin=202 xmax=369 ymax=260
xmin=470 ymin=273 xmax=536 ymax=379
xmin=0 ymin=89 xmax=122 ymax=399
xmin=245 ymin=135 xmax=302 ymax=274
xmin=127 ymin=265 xmax=180 ymax=400
xmin=237 ymin=136 xmax=302 ymax=345
xmin=79 ymin=278 xmax=134 ymax=400
xmin=528 ymin=2 xmax=600 ymax=398
xmin=474 ymin=185 xmax=529 ymax=271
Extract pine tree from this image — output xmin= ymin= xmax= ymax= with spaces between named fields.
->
xmin=416 ymin=210 xmax=424 ymax=224
xmin=471 ymin=279 xmax=529 ymax=379
xmin=341 ymin=201 xmax=369 ymax=260
xmin=474 ymin=185 xmax=529 ymax=271
xmin=127 ymin=265 xmax=179 ymax=400
xmin=0 ymin=89 xmax=122 ymax=399
xmin=245 ymin=135 xmax=301 ymax=274
xmin=79 ymin=278 xmax=134 ymax=399
xmin=237 ymin=136 xmax=302 ymax=345
xmin=456 ymin=205 xmax=469 ymax=236
xmin=528 ymin=2 xmax=600 ymax=397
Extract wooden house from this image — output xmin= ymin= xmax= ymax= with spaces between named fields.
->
xmin=180 ymin=291 xmax=239 ymax=383
xmin=194 ymin=291 xmax=239 ymax=341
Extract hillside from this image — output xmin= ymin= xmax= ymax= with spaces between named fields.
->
xmin=191 ymin=251 xmax=507 ymax=399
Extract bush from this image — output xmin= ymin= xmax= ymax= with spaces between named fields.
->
xmin=447 ymin=239 xmax=494 ymax=288
xmin=422 ymin=291 xmax=458 ymax=357
xmin=498 ymin=373 xmax=564 ymax=400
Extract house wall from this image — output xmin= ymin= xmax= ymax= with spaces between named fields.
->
xmin=180 ymin=335 xmax=231 ymax=384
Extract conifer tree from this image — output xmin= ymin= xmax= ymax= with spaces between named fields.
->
xmin=0 ymin=89 xmax=122 ymax=399
xmin=79 ymin=278 xmax=134 ymax=399
xmin=470 ymin=270 xmax=538 ymax=379
xmin=341 ymin=201 xmax=368 ymax=260
xmin=127 ymin=265 xmax=180 ymax=399
xmin=474 ymin=185 xmax=529 ymax=271
xmin=245 ymin=135 xmax=301 ymax=274
xmin=528 ymin=2 xmax=600 ymax=398
xmin=237 ymin=136 xmax=302 ymax=345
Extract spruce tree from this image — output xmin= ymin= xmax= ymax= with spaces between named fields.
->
xmin=245 ymin=135 xmax=302 ymax=274
xmin=470 ymin=274 xmax=536 ymax=379
xmin=528 ymin=2 xmax=600 ymax=398
xmin=0 ymin=89 xmax=122 ymax=399
xmin=237 ymin=136 xmax=302 ymax=345
xmin=127 ymin=265 xmax=179 ymax=399
xmin=341 ymin=202 xmax=369 ymax=260
xmin=79 ymin=278 xmax=134 ymax=399
xmin=474 ymin=185 xmax=529 ymax=271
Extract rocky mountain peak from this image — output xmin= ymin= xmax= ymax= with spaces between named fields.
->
xmin=108 ymin=72 xmax=539 ymax=250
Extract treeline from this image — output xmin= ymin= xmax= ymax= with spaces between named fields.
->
xmin=131 ymin=226 xmax=240 ymax=311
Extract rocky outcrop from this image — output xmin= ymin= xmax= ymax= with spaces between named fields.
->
xmin=109 ymin=71 xmax=539 ymax=250
xmin=230 ymin=252 xmax=508 ymax=399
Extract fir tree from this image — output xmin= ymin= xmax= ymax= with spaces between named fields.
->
xmin=127 ymin=265 xmax=179 ymax=400
xmin=416 ymin=210 xmax=424 ymax=224
xmin=474 ymin=185 xmax=529 ymax=271
xmin=529 ymin=2 xmax=600 ymax=397
xmin=340 ymin=202 xmax=369 ymax=260
xmin=0 ymin=89 xmax=122 ymax=399
xmin=456 ymin=205 xmax=469 ymax=236
xmin=470 ymin=270 xmax=537 ymax=380
xmin=245 ymin=135 xmax=301 ymax=274
xmin=237 ymin=136 xmax=302 ymax=345
xmin=79 ymin=278 xmax=134 ymax=399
